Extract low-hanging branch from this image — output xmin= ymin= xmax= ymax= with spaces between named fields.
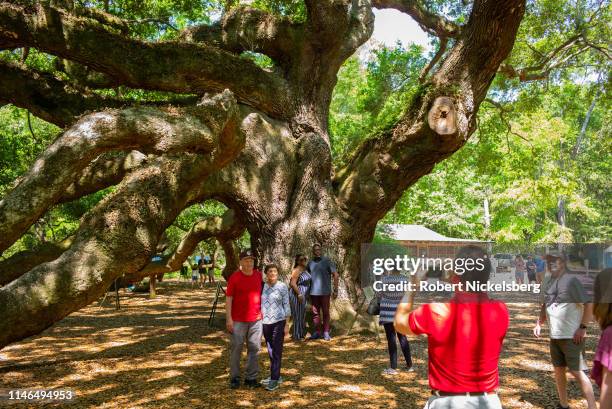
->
xmin=0 ymin=156 xmax=211 ymax=348
xmin=0 ymin=91 xmax=243 ymax=254
xmin=0 ymin=236 xmax=74 ymax=287
xmin=58 ymin=151 xmax=148 ymax=204
xmin=0 ymin=86 xmax=251 ymax=347
xmin=124 ymin=209 xmax=245 ymax=282
xmin=0 ymin=2 xmax=293 ymax=119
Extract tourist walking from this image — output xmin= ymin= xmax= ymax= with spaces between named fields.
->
xmin=289 ymin=254 xmax=311 ymax=341
xmin=535 ymin=255 xmax=546 ymax=284
xmin=526 ymin=255 xmax=537 ymax=284
xmin=533 ymin=253 xmax=596 ymax=409
xmin=198 ymin=257 xmax=206 ymax=287
xmin=515 ymin=255 xmax=526 ymax=284
xmin=191 ymin=260 xmax=200 ymax=288
xmin=203 ymin=254 xmax=215 ymax=284
xmin=378 ymin=270 xmax=413 ymax=375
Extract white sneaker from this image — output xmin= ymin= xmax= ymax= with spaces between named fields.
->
xmin=382 ymin=368 xmax=399 ymax=375
xmin=260 ymin=376 xmax=283 ymax=385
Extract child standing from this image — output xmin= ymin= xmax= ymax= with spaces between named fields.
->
xmin=261 ymin=264 xmax=291 ymax=391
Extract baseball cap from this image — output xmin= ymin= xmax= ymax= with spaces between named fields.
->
xmin=239 ymin=249 xmax=255 ymax=260
xmin=545 ymin=250 xmax=568 ymax=263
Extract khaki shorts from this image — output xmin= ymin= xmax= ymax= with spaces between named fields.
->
xmin=549 ymin=338 xmax=587 ymax=371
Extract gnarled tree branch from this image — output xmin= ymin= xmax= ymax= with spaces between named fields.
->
xmin=303 ymin=0 xmax=374 ymax=54
xmin=181 ymin=6 xmax=303 ymax=69
xmin=0 ymin=236 xmax=73 ymax=286
xmin=372 ymin=0 xmax=461 ymax=38
xmin=0 ymin=91 xmax=250 ymax=348
xmin=0 ymin=2 xmax=293 ymax=118
xmin=58 ymin=151 xmax=147 ymax=204
xmin=124 ymin=209 xmax=245 ymax=282
xmin=0 ymin=91 xmax=242 ymax=254
xmin=335 ymin=0 xmax=525 ymax=231
xmin=0 ymin=155 xmax=206 ymax=348
xmin=0 ymin=60 xmax=125 ymax=127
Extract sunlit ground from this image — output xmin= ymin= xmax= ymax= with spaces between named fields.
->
xmin=0 ymin=280 xmax=600 ymax=408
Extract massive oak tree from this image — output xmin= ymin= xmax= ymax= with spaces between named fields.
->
xmin=0 ymin=0 xmax=527 ymax=348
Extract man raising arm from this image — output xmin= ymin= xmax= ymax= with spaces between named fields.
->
xmin=395 ymin=246 xmax=509 ymax=409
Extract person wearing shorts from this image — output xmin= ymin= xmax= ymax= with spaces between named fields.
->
xmin=535 ymin=255 xmax=546 ymax=284
xmin=202 ymin=254 xmax=214 ymax=284
xmin=534 ymin=253 xmax=596 ymax=409
xmin=191 ymin=262 xmax=200 ymax=288
xmin=514 ymin=255 xmax=526 ymax=284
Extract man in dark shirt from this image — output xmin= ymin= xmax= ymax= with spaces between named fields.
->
xmin=526 ymin=256 xmax=537 ymax=283
xmin=306 ymin=243 xmax=338 ymax=341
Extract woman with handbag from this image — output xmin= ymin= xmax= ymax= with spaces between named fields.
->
xmin=378 ymin=269 xmax=414 ymax=375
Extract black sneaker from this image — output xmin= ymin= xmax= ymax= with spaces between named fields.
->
xmin=230 ymin=377 xmax=240 ymax=389
xmin=244 ymin=378 xmax=261 ymax=388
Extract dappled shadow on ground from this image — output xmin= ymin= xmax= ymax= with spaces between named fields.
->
xmin=0 ymin=281 xmax=600 ymax=408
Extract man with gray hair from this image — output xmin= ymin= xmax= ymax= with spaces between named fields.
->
xmin=226 ymin=249 xmax=263 ymax=389
xmin=534 ymin=253 xmax=596 ymax=409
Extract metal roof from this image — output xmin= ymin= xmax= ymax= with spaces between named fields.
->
xmin=380 ymin=224 xmax=485 ymax=243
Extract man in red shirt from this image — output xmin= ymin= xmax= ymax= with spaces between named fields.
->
xmin=395 ymin=245 xmax=509 ymax=408
xmin=226 ymin=249 xmax=263 ymax=389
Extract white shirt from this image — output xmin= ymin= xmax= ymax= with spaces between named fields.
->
xmin=546 ymin=303 xmax=584 ymax=339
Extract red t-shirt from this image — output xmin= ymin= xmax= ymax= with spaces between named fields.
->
xmin=226 ymin=269 xmax=263 ymax=322
xmin=408 ymin=292 xmax=509 ymax=393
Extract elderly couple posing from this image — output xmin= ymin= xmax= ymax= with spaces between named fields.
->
xmin=225 ymin=243 xmax=338 ymax=391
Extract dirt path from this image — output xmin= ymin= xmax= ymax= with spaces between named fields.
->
xmin=0 ymin=280 xmax=600 ymax=408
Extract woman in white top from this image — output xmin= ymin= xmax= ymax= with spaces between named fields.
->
xmin=261 ymin=264 xmax=291 ymax=391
